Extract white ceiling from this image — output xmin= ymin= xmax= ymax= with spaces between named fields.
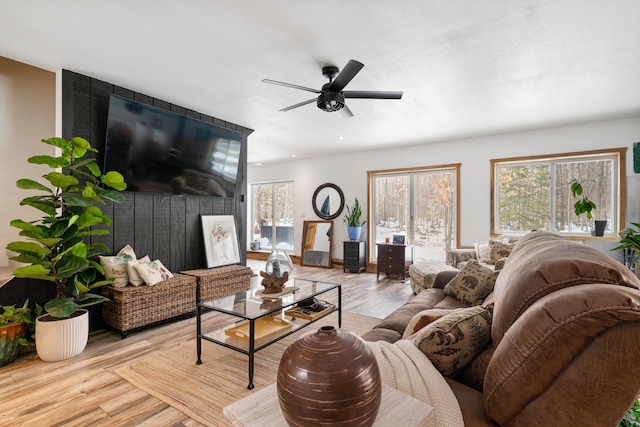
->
xmin=1 ymin=1 xmax=640 ymax=164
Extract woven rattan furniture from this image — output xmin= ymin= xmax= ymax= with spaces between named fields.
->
xmin=102 ymin=273 xmax=197 ymax=338
xmin=182 ymin=264 xmax=252 ymax=302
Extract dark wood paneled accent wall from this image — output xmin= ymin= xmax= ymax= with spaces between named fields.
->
xmin=61 ymin=70 xmax=253 ymax=272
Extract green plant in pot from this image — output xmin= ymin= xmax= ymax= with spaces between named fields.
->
xmin=612 ymin=222 xmax=640 ymax=272
xmin=5 ymin=137 xmax=126 ymax=362
xmin=0 ymin=300 xmax=40 ymax=367
xmin=570 ymin=179 xmax=606 ymax=236
xmin=343 ymin=197 xmax=366 ymax=241
xmin=620 ymin=399 xmax=640 ymax=427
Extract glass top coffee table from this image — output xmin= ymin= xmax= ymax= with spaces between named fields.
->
xmin=196 ymin=278 xmax=342 ymax=389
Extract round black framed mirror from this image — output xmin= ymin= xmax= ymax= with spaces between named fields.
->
xmin=312 ymin=183 xmax=345 ymax=220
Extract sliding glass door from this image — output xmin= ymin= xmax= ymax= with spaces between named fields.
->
xmin=369 ymin=166 xmax=459 ymax=263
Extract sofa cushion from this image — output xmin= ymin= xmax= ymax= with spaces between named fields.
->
xmin=486 ymin=239 xmax=515 ymax=265
xmin=457 ymin=344 xmax=495 ymax=392
xmin=492 ymin=231 xmax=640 ymax=345
xmin=409 ymin=305 xmax=493 ymax=377
xmin=361 ymin=288 xmax=468 ymax=343
xmin=474 ymin=241 xmax=492 ymax=264
xmin=402 ymin=308 xmax=456 ymax=339
xmin=443 ymin=259 xmax=498 ymax=306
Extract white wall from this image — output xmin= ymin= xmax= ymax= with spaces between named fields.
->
xmin=248 ymin=116 xmax=640 ymax=260
xmin=0 ymin=57 xmax=55 ymax=266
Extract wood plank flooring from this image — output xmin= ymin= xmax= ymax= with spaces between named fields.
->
xmin=0 ymin=260 xmax=414 ymax=427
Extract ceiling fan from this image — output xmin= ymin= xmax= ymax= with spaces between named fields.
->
xmin=263 ymin=59 xmax=403 ymax=118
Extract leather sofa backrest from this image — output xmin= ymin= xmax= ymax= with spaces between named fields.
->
xmin=491 ymin=231 xmax=640 ymax=346
xmin=485 ymin=231 xmax=640 ymax=426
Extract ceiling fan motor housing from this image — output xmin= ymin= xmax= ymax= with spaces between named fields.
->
xmin=317 ymin=91 xmax=345 ymax=112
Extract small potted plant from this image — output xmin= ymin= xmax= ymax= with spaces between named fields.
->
xmin=6 ymin=137 xmax=126 ymax=361
xmin=0 ymin=300 xmax=39 ymax=367
xmin=343 ymin=197 xmax=366 ymax=241
xmin=570 ymin=179 xmax=606 ymax=236
xmin=612 ymin=222 xmax=640 ymax=274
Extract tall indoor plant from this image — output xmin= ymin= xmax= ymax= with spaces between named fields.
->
xmin=6 ymin=137 xmax=126 ymax=361
xmin=570 ymin=179 xmax=606 ymax=236
xmin=612 ymin=222 xmax=640 ymax=274
xmin=343 ymin=197 xmax=366 ymax=241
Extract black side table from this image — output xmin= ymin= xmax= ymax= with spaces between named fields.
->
xmin=344 ymin=241 xmax=366 ymax=273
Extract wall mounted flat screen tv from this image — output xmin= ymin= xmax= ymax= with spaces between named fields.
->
xmin=104 ymin=94 xmax=241 ymax=197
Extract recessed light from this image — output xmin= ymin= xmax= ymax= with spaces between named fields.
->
xmin=292 ymin=154 xmax=296 ymax=158
xmin=339 ymin=136 xmax=344 ymax=140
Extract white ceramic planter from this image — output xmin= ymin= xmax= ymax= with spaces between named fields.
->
xmin=36 ymin=309 xmax=89 ymax=362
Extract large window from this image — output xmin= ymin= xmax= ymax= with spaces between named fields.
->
xmin=251 ymin=181 xmax=294 ymax=250
xmin=492 ymin=148 xmax=626 ymax=237
xmin=368 ymin=165 xmax=460 ymax=263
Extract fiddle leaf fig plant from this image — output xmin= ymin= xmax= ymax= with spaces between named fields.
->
xmin=570 ymin=179 xmax=597 ymax=220
xmin=343 ymin=197 xmax=366 ymax=227
xmin=6 ymin=137 xmax=126 ymax=318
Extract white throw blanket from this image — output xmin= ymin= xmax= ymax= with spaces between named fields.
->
xmin=367 ymin=340 xmax=465 ymax=427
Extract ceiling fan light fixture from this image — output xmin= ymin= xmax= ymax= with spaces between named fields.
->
xmin=317 ymin=92 xmax=345 ymax=112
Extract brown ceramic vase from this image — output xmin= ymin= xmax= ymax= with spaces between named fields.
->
xmin=277 ymin=325 xmax=382 ymax=427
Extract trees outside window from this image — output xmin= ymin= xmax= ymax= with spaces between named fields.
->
xmin=251 ymin=182 xmax=294 ymax=250
xmin=492 ymin=149 xmax=625 ymax=237
xmin=369 ymin=165 xmax=459 ymax=263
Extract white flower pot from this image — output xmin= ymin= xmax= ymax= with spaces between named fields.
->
xmin=36 ymin=309 xmax=89 ymax=362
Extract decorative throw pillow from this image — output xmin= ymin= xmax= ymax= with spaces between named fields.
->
xmin=99 ymin=245 xmax=137 ymax=287
xmin=99 ymin=255 xmax=130 ymax=287
xmin=134 ymin=259 xmax=174 ymax=286
xmin=409 ymin=305 xmax=493 ymax=377
xmin=127 ymin=255 xmax=150 ymax=286
xmin=402 ymin=309 xmax=456 ymax=339
xmin=443 ymin=259 xmax=498 ymax=306
xmin=486 ymin=240 xmax=515 ymax=265
xmin=474 ymin=241 xmax=492 ymax=264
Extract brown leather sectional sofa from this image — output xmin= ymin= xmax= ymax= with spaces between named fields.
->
xmin=362 ymin=231 xmax=640 ymax=426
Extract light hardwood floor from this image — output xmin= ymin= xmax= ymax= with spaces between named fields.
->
xmin=0 ymin=260 xmax=414 ymax=426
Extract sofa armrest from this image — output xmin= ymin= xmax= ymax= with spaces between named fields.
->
xmin=484 ymin=284 xmax=640 ymax=427
xmin=446 ymin=248 xmax=476 ymax=268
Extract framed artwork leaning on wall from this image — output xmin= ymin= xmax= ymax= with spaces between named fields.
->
xmin=201 ymin=215 xmax=241 ymax=268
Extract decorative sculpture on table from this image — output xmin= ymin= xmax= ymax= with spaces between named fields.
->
xmin=260 ymin=269 xmax=289 ymax=294
xmin=260 ymin=250 xmax=294 ymax=294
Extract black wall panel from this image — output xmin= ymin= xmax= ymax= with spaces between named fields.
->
xmin=61 ymin=69 xmax=252 ymax=272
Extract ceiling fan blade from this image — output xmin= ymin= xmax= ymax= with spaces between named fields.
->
xmin=343 ymin=91 xmax=403 ymax=99
xmin=279 ymin=98 xmax=316 ymax=112
xmin=263 ymin=79 xmax=320 ymax=94
xmin=339 ymin=104 xmax=354 ymax=119
xmin=327 ymin=60 xmax=364 ymax=92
